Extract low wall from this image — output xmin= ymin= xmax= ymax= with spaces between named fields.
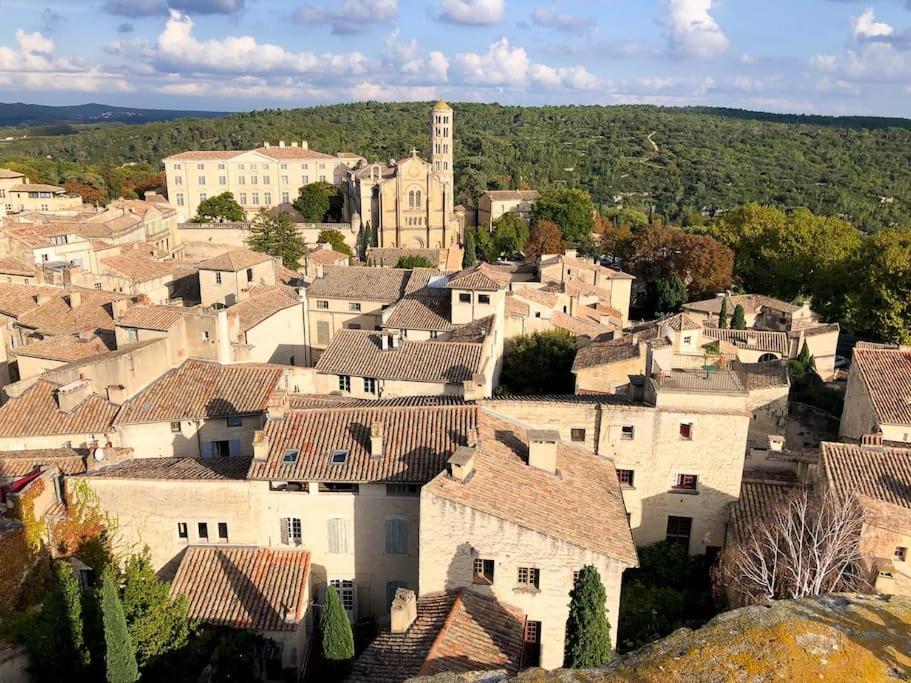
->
xmin=178 ymin=222 xmax=358 ymax=249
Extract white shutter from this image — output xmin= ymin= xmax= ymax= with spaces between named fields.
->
xmin=280 ymin=518 xmax=289 ymax=545
xmin=328 ymin=518 xmax=348 ymax=554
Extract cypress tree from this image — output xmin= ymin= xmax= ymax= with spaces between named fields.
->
xmin=320 ymin=585 xmax=354 ymax=673
xmin=57 ymin=561 xmax=91 ymax=670
xmin=564 ymin=565 xmax=613 ymax=668
xmin=101 ymin=566 xmax=139 ymax=683
xmin=718 ymin=297 xmax=729 ymax=329
xmin=731 ymin=303 xmax=747 ymax=330
xmin=463 ymin=230 xmax=477 ymax=267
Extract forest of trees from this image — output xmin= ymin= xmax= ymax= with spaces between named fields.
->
xmin=1 ymin=102 xmax=908 ymax=232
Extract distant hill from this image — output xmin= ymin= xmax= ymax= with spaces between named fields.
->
xmin=0 ymin=102 xmax=228 ymax=127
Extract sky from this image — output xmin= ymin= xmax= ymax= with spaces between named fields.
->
xmin=0 ymin=0 xmax=910 ymax=117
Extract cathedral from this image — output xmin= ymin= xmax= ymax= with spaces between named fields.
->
xmin=342 ymin=101 xmax=462 ymax=250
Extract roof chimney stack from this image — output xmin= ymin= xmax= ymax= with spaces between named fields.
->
xmin=55 ymin=379 xmax=93 ymax=413
xmin=861 ymin=432 xmax=883 ymax=448
xmin=370 ymin=421 xmax=384 ymax=458
xmin=527 ymin=429 xmax=559 ymax=474
xmin=448 ymin=446 xmax=476 ymax=482
xmin=279 ymin=140 xmax=286 ymax=148
xmin=253 ymin=431 xmax=270 ymax=462
xmin=301 ymin=140 xmax=308 ymax=150
xmin=390 ymin=588 xmax=417 ymax=634
xmin=263 ymin=141 xmax=270 ymax=148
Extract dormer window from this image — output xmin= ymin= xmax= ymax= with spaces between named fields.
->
xmin=282 ymin=449 xmax=300 ymax=464
xmin=330 ymin=449 xmax=349 ymax=465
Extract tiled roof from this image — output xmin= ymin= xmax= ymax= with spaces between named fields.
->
xmin=703 ymin=327 xmax=790 ymax=355
xmin=115 ymin=305 xmax=194 ymax=331
xmin=851 ymin=346 xmax=911 ymax=426
xmin=0 ymin=168 xmax=25 ymax=179
xmin=253 ymin=146 xmax=336 ymax=160
xmin=115 ymin=359 xmax=285 ymax=424
xmin=790 ymin=323 xmax=840 ymax=338
xmin=445 ymin=263 xmax=511 ymax=291
xmin=504 ymin=295 xmax=529 ymax=317
xmin=163 ymin=150 xmax=242 ymax=161
xmin=403 ymin=268 xmax=450 ymax=296
xmin=248 ymin=404 xmax=477 ymax=482
xmin=730 ymin=480 xmax=799 ymax=540
xmin=512 ymin=287 xmax=559 ymax=308
xmin=0 ymin=257 xmax=33 ymax=275
xmin=655 ymin=368 xmax=746 ymax=395
xmin=316 ymin=330 xmax=484 ymax=384
xmin=170 ymin=546 xmax=310 ymax=632
xmin=16 ymin=288 xmax=131 ymax=336
xmin=383 ymin=295 xmax=453 ymax=332
xmin=822 ymin=441 xmax=911 ymax=510
xmin=664 ymin=313 xmax=702 ymax=331
xmin=0 ymin=448 xmax=88 ymax=478
xmin=307 ymin=266 xmax=411 ymax=302
xmin=425 ymin=410 xmax=638 ymax=564
xmin=198 ymin=248 xmax=272 ymax=272
xmin=736 ymin=360 xmax=790 ymax=390
xmin=482 ymin=190 xmax=539 ymax=201
xmin=445 ymin=315 xmax=495 ymax=343
xmin=0 ymin=284 xmax=56 ymax=318
xmin=572 ymin=336 xmax=639 ymax=371
xmin=232 ymin=287 xmax=300 ymax=332
xmin=685 ymin=294 xmax=802 ymax=316
xmin=10 ymin=183 xmax=65 ymax=193
xmin=0 ymin=380 xmax=118 ymax=437
xmin=488 ymin=393 xmax=633 ymax=405
xmin=305 ymin=246 xmax=349 ymax=266
xmin=288 ymin=394 xmax=469 ymax=409
xmin=100 ymin=251 xmax=173 ymax=282
xmin=13 ymin=332 xmax=114 ymax=362
xmin=84 ymin=456 xmax=251 ymax=480
xmin=551 ymin=310 xmax=612 ymax=338
xmin=350 ymin=590 xmax=525 ymax=682
xmin=556 ymin=256 xmax=635 ymax=280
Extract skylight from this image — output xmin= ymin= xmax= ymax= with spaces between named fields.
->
xmin=330 ymin=449 xmax=349 ymax=465
xmin=282 ymin=449 xmax=299 ymax=464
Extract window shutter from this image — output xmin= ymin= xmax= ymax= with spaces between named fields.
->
xmin=280 ymin=518 xmax=289 ymax=545
xmin=328 ymin=518 xmax=347 ymax=554
xmin=385 ymin=519 xmax=407 ymax=554
xmin=228 ymin=440 xmax=241 ymax=457
xmin=201 ymin=441 xmax=214 ymax=458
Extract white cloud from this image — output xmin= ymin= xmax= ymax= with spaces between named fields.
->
xmin=529 ymin=63 xmax=600 ymax=90
xmin=662 ymin=0 xmax=729 ymax=59
xmin=348 ymin=82 xmax=438 ymax=102
xmin=293 ymin=0 xmax=397 ymax=34
xmin=383 ymin=30 xmax=449 ymax=82
xmin=16 ymin=29 xmax=54 ymax=55
xmin=845 ymin=42 xmax=910 ymax=82
xmin=739 ymin=53 xmax=757 ymax=65
xmin=155 ymin=10 xmax=367 ymax=75
xmin=439 ymin=0 xmax=505 ymax=26
xmin=853 ymin=8 xmax=893 ymax=39
xmin=531 ymin=2 xmax=589 ymax=34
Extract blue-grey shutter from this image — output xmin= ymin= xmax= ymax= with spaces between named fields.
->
xmin=201 ymin=441 xmax=214 ymax=458
xmin=385 ymin=519 xmax=407 ymax=554
xmin=228 ymin=440 xmax=241 ymax=457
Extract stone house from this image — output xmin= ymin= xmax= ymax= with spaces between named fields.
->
xmin=477 ymin=190 xmax=539 ymax=230
xmin=840 ymin=343 xmax=911 ymax=445
xmin=12 ymin=331 xmax=114 ymax=381
xmin=420 ymin=410 xmax=637 ymax=669
xmin=197 ymin=248 xmax=276 ymax=307
xmin=230 ymin=285 xmax=308 ymax=366
xmin=538 ymin=253 xmax=634 ymax=326
xmin=0 ymin=257 xmax=35 ymax=285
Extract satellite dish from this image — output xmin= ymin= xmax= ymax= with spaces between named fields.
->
xmin=94 ymin=448 xmax=105 ymax=462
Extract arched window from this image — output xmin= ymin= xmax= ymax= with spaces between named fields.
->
xmin=758 ymin=353 xmax=778 ymax=363
xmin=415 ymin=190 xmax=422 ymax=207
xmin=408 ymin=190 xmax=415 ymax=208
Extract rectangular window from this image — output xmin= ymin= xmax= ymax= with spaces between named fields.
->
xmin=282 ymin=517 xmax=302 ymax=545
xmin=385 ymin=519 xmax=407 ymax=555
xmin=217 ymin=522 xmax=228 ymax=540
xmin=672 ymin=473 xmax=698 ymax=491
xmin=263 ymin=176 xmax=270 ymax=185
xmin=666 ymin=516 xmax=692 ymax=548
xmin=218 ymin=163 xmax=225 ymax=170
xmin=621 ymin=425 xmax=635 ymax=440
xmin=683 ymin=335 xmax=692 ymax=344
xmin=617 ymin=469 xmax=635 ymax=487
xmin=281 ymin=192 xmax=289 ymax=204
xmin=124 ymin=327 xmax=139 ymax=343
xmin=177 ymin=522 xmax=188 ymax=539
xmin=473 ymin=558 xmax=495 ymax=585
xmin=197 ymin=522 xmax=209 ymax=540
xmin=215 ymin=272 xmax=222 ymax=285
xmin=459 ymin=292 xmax=471 ymax=303
xmin=478 ymin=294 xmax=491 ymax=304
xmin=349 ymin=302 xmax=362 ymax=312
xmin=252 ymin=193 xmax=259 ymax=206
xmin=895 ymin=547 xmax=907 ymax=562
xmin=246 ymin=268 xmax=254 ymax=283
xmin=239 ymin=192 xmax=247 ymax=204
xmin=197 ymin=163 xmax=204 ymax=170
xmin=281 ymin=175 xmax=289 ymax=184
xmin=226 ymin=415 xmax=242 ymax=428
xmin=238 ymin=176 xmax=246 ymax=185
xmin=219 ymin=176 xmax=226 ymax=185
xmin=198 ymin=176 xmax=205 ymax=185
xmin=174 ymin=176 xmax=183 ymax=186
xmin=338 ymin=375 xmax=351 ymax=392
xmin=251 ymin=175 xmax=258 ymax=184
xmin=571 ymin=428 xmax=586 ymax=442
xmin=328 ymin=518 xmax=349 ymax=554
xmin=316 ymin=300 xmax=329 ymax=309
xmin=364 ymin=377 xmax=376 ymax=394
xmin=302 ymin=175 xmax=309 ymax=184
xmin=679 ymin=422 xmax=693 ymax=440
xmin=517 ymin=567 xmax=540 ymax=590
xmin=176 ymin=193 xmax=184 ymax=206
xmin=386 ymin=483 xmax=420 ymax=496
xmin=170 ymin=421 xmax=181 ymax=433
xmin=330 ymin=579 xmax=355 ymax=617
xmin=317 ymin=320 xmax=330 ymax=345
xmin=523 ymin=621 xmax=541 ymax=668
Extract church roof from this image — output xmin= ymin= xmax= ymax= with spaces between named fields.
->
xmin=432 ymin=100 xmax=452 ymax=111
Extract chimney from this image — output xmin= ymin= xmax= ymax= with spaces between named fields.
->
xmin=291 ymin=141 xmax=299 ymax=148
xmin=111 ymin=298 xmax=129 ymax=319
xmin=448 ymin=446 xmax=476 ymax=482
xmin=370 ymin=421 xmax=384 ymax=458
xmin=263 ymin=141 xmax=270 ymax=148
xmin=267 ymin=391 xmax=288 ymax=420
xmin=253 ymin=431 xmax=270 ymax=462
xmin=279 ymin=140 xmax=286 ymax=148
xmin=390 ymin=588 xmax=417 ymax=634
xmin=526 ymin=429 xmax=559 ymax=474
xmin=768 ymin=435 xmax=785 ymax=452
xmin=390 ymin=334 xmax=400 ymax=349
xmin=55 ymin=379 xmax=93 ymax=413
xmin=36 ymin=292 xmax=52 ymax=306
xmin=301 ymin=140 xmax=309 ymax=150
xmin=861 ymin=432 xmax=883 ymax=448
xmin=380 ymin=334 xmax=390 ymax=351
xmin=316 ymin=263 xmax=324 ymax=279
xmin=76 ymin=328 xmax=94 ymax=343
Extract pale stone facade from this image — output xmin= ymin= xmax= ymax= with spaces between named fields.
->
xmin=477 ymin=190 xmax=538 ymax=229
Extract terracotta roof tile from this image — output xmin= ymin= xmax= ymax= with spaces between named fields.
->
xmin=685 ymin=294 xmax=802 ymax=316
xmin=13 ymin=332 xmax=114 ymax=362
xmin=735 ymin=360 xmax=790 ymax=390
xmin=851 ymin=346 xmax=911 ymax=426
xmin=482 ymin=190 xmax=539 ymax=201
xmin=0 ymin=448 xmax=88 ymax=478
xmin=0 ymin=168 xmax=25 ymax=179
xmin=664 ymin=312 xmax=703 ymax=331
xmin=572 ymin=336 xmax=639 ymax=371
xmin=198 ymin=248 xmax=273 ymax=272
xmin=703 ymin=327 xmax=790 ymax=355
xmin=307 ymin=266 xmax=412 ymax=302
xmin=252 ymin=146 xmax=336 ymax=160
xmin=0 ymin=380 xmax=118 ymax=437
xmin=163 ymin=150 xmax=241 ymax=161
xmin=170 ymin=546 xmax=310 ymax=632
xmin=0 ymin=284 xmax=57 ymax=318
xmin=287 ymin=394 xmax=468 ymax=409
xmin=729 ymin=480 xmax=799 ymax=540
xmin=10 ymin=183 xmax=65 ymax=193
xmin=425 ymin=410 xmax=638 ymax=564
xmin=551 ymin=310 xmax=612 ymax=338
xmin=305 ymin=246 xmax=349 ymax=266
xmin=0 ymin=257 xmax=33 ymax=276
xmin=248 ymin=404 xmax=478 ymax=482
xmin=16 ymin=288 xmax=131 ymax=336
xmin=115 ymin=305 xmax=195 ymax=331
xmin=822 ymin=441 xmax=911 ymax=510
xmin=504 ymin=295 xmax=529 ymax=318
xmin=383 ymin=295 xmax=454 ymax=332
xmin=100 ymin=251 xmax=173 ymax=282
xmin=85 ymin=456 xmax=251 ymax=480
xmin=445 ymin=263 xmax=510 ymax=291
xmin=115 ymin=359 xmax=286 ymax=424
xmin=316 ymin=330 xmax=483 ymax=384
xmin=231 ymin=287 xmax=300 ymax=332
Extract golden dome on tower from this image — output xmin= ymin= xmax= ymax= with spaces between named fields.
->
xmin=432 ymin=100 xmax=452 ymax=111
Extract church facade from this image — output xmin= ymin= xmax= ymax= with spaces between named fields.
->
xmin=343 ymin=101 xmax=462 ymax=250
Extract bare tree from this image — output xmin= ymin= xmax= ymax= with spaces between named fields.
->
xmin=720 ymin=487 xmax=868 ymax=605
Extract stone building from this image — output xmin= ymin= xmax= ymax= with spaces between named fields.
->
xmin=840 ymin=343 xmax=911 ymax=445
xmin=0 ymin=167 xmax=83 ymax=215
xmin=197 ymin=248 xmax=277 ymax=307
xmin=477 ymin=190 xmax=539 ymax=230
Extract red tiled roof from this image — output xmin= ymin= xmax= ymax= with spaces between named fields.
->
xmin=0 ymin=448 xmax=88 ymax=478
xmin=10 ymin=183 xmax=65 ymax=193
xmin=248 ymin=404 xmax=478 ymax=482
xmin=425 ymin=410 xmax=638 ymax=564
xmin=572 ymin=335 xmax=639 ymax=371
xmin=100 ymin=251 xmax=173 ymax=282
xmin=0 ymin=257 xmax=33 ymax=276
xmin=822 ymin=441 xmax=911 ymax=510
xmin=851 ymin=346 xmax=911 ymax=426
xmin=13 ymin=332 xmax=114 ymax=362
xmin=0 ymin=284 xmax=57 ymax=318
xmin=232 ymin=286 xmax=300 ymax=332
xmin=170 ymin=546 xmax=310 ymax=632
xmin=0 ymin=380 xmax=118 ymax=437
xmin=445 ymin=263 xmax=510 ymax=291
xmin=84 ymin=456 xmax=251 ymax=480
xmin=198 ymin=248 xmax=273 ymax=272
xmin=115 ymin=359 xmax=286 ymax=424
xmin=729 ymin=480 xmax=799 ymax=540
xmin=16 ymin=288 xmax=132 ymax=336
xmin=307 ymin=266 xmax=412 ymax=302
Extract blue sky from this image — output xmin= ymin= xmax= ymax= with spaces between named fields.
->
xmin=0 ymin=0 xmax=909 ymax=116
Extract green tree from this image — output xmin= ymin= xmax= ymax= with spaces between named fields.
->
xmin=463 ymin=229 xmax=478 ymax=267
xmin=852 ymin=227 xmax=911 ymax=344
xmin=317 ymin=228 xmax=353 ymax=257
xmin=491 ymin=211 xmax=529 ymax=256
xmin=564 ymin=566 xmax=613 ymax=668
xmin=649 ymin=276 xmax=687 ymax=314
xmin=788 ymin=340 xmax=817 ymax=382
xmin=718 ymin=296 xmax=729 ymax=329
xmin=58 ymin=561 xmax=90 ymax=670
xmin=524 ymin=219 xmax=564 ymax=261
xmin=101 ymin=566 xmax=138 ymax=683
xmin=474 ymin=225 xmax=499 ymax=262
xmin=192 ymin=192 xmax=244 ymax=223
xmin=293 ymin=181 xmax=342 ymax=222
xmin=395 ymin=255 xmax=435 ymax=268
xmin=531 ymin=188 xmax=596 ymax=243
xmin=730 ymin=304 xmax=747 ymax=330
xmin=320 ymin=585 xmax=354 ymax=675
xmin=498 ymin=330 xmax=577 ymax=395
xmin=121 ymin=549 xmax=189 ymax=669
xmin=246 ymin=209 xmax=307 ymax=269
